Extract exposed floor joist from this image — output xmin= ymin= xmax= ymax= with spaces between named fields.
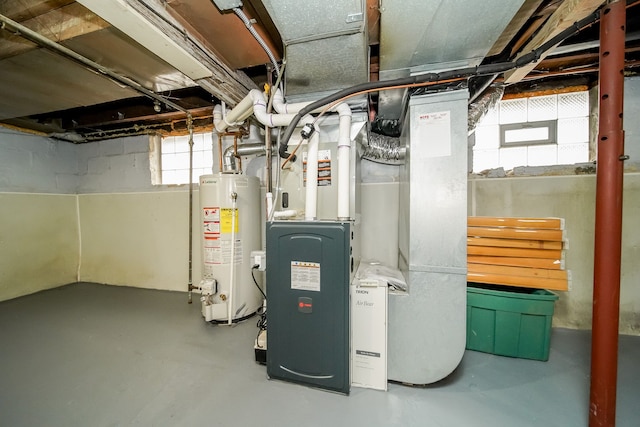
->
xmin=0 ymin=2 xmax=109 ymax=59
xmin=505 ymin=0 xmax=607 ymax=83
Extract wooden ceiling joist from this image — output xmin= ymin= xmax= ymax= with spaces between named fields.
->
xmin=0 ymin=2 xmax=109 ymax=60
xmin=504 ymin=0 xmax=607 ymax=84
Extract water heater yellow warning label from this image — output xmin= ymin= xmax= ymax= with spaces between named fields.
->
xmin=220 ymin=208 xmax=239 ymax=233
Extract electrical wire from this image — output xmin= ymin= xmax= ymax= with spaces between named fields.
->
xmin=251 ymin=266 xmax=267 ymax=299
xmin=233 ymin=8 xmax=281 ymax=79
xmin=252 ymin=265 xmax=267 ymax=349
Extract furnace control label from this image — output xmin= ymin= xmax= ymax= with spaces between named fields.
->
xmin=290 ymin=261 xmax=321 ymax=292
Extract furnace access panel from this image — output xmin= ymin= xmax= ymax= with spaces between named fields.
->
xmin=266 ymin=221 xmax=351 ymax=394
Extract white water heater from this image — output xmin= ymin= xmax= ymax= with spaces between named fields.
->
xmin=199 ymin=173 xmax=262 ymax=323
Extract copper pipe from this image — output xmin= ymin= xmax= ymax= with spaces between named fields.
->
xmin=217 ymin=133 xmax=224 ymax=172
xmin=233 ymin=134 xmax=242 ymax=172
xmin=589 ymin=2 xmax=626 ymax=426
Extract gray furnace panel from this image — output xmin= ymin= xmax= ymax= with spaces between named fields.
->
xmin=266 ymin=221 xmax=351 ymax=394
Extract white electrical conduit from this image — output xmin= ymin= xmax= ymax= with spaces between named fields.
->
xmin=228 ymin=191 xmax=238 ymax=326
xmin=232 ymin=8 xmax=280 ymax=79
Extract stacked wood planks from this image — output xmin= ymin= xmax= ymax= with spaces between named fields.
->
xmin=467 ymin=217 xmax=569 ymax=291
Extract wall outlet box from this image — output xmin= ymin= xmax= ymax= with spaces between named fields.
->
xmin=251 ymin=250 xmax=266 ymax=271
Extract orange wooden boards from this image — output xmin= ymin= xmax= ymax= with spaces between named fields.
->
xmin=467 ymin=217 xmax=569 ymax=291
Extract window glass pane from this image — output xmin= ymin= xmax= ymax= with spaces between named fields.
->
xmin=157 ymin=132 xmax=216 ymax=185
xmin=558 ymin=117 xmax=589 ymax=144
xmin=527 ymin=144 xmax=557 ymax=166
xmin=162 ymin=137 xmax=175 ymax=154
xmin=474 ymin=125 xmax=500 ymax=149
xmin=192 ymin=133 xmax=205 ymax=151
xmin=161 ymin=152 xmax=179 ymax=170
xmin=499 ymin=98 xmax=527 ymax=124
xmin=499 ymin=146 xmax=527 ymax=170
xmin=527 ymin=95 xmax=557 ymax=121
xmin=162 ymin=170 xmax=178 ymax=185
xmin=558 ymin=91 xmax=589 ymax=118
xmin=558 ymin=143 xmax=589 ymax=164
xmin=174 ymin=136 xmax=190 ymax=153
xmin=504 ymin=126 xmax=549 ymax=144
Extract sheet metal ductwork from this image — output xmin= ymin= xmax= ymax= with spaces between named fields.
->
xmin=260 ymin=0 xmax=369 ymax=100
xmin=378 ymin=0 xmax=526 ymax=119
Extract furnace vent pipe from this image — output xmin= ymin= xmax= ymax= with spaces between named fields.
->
xmin=303 ymin=118 xmax=320 ymax=221
xmin=222 ymin=143 xmax=270 ymax=173
xmin=335 ymin=103 xmax=352 ymax=220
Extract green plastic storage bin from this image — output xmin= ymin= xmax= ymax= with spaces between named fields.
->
xmin=466 ymin=284 xmax=559 ymax=361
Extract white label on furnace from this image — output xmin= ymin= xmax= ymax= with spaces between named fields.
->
xmin=416 ymin=110 xmax=451 ymax=158
xmin=291 ymin=261 xmax=321 ymax=292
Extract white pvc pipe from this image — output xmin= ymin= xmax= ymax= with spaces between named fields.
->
xmin=335 ymin=103 xmax=352 ymax=219
xmin=305 ymin=124 xmax=320 ymax=221
xmin=213 ymin=95 xmax=255 ymax=133
xmin=249 ymin=89 xmax=299 ymax=127
xmin=272 ymin=88 xmax=312 ymax=114
xmin=273 ymin=209 xmax=298 ymax=219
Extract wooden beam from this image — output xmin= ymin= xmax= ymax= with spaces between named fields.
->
xmin=468 ymin=245 xmax=563 ymax=259
xmin=468 ymin=263 xmax=568 ymax=281
xmin=467 ymin=271 xmax=569 ymax=291
xmin=487 ymin=0 xmax=545 ymax=57
xmin=468 ymin=255 xmax=563 ymax=270
xmin=121 ymin=0 xmax=256 ymax=105
xmin=467 ymin=237 xmax=563 ymax=250
xmin=0 ymin=2 xmax=110 ymax=60
xmin=468 ymin=216 xmax=564 ymax=229
xmin=468 ymin=226 xmax=564 ymax=242
xmin=504 ymin=0 xmax=606 ymax=83
xmin=0 ymin=0 xmax=74 ymax=21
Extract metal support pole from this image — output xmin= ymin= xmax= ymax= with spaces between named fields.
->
xmin=589 ymin=1 xmax=626 ymax=426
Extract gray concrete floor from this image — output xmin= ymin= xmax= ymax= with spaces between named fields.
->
xmin=1 ymin=282 xmax=639 ymax=427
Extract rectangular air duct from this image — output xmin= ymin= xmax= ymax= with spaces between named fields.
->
xmin=260 ymin=0 xmax=368 ymax=99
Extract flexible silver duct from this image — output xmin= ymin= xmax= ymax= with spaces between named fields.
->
xmin=362 ymin=133 xmax=406 ymax=165
xmin=468 ymin=86 xmax=504 ymax=131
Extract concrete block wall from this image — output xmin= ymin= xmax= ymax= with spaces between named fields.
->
xmin=0 ymin=129 xmax=78 ymax=194
xmin=0 ymin=130 xmax=80 ymax=300
xmin=77 ymin=135 xmax=165 ymax=193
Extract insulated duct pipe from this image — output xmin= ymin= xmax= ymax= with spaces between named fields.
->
xmin=589 ymin=1 xmax=627 ymax=426
xmin=276 ymin=10 xmax=602 ymax=158
xmin=362 ymin=133 xmax=406 ymax=165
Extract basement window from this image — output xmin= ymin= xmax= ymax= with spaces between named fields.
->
xmin=151 ymin=133 xmax=214 ymax=185
xmin=472 ymin=91 xmax=590 ymax=172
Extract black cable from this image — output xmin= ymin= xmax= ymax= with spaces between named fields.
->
xmin=251 ymin=265 xmax=267 ymax=349
xmin=276 ymin=9 xmax=602 ymax=159
xmin=251 ymin=266 xmax=267 ymax=299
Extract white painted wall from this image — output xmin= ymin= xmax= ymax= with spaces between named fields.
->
xmin=0 ymin=130 xmax=79 ymax=300
xmin=469 ymin=174 xmax=640 ymax=334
